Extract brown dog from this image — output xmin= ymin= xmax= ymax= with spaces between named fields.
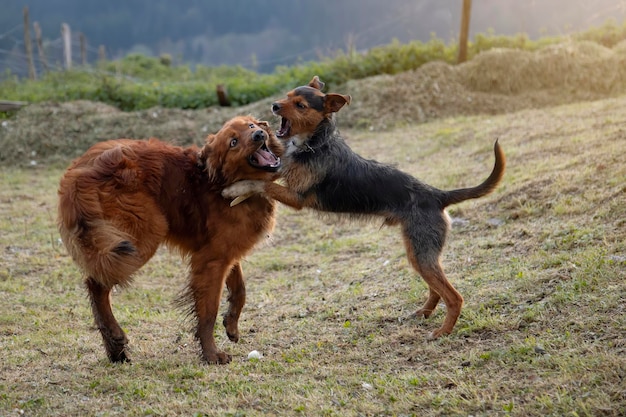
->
xmin=58 ymin=115 xmax=282 ymax=364
xmin=224 ymin=77 xmax=506 ymax=339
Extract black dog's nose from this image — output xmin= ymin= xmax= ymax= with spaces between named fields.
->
xmin=271 ymin=103 xmax=281 ymax=113
xmin=252 ymin=129 xmax=266 ymax=142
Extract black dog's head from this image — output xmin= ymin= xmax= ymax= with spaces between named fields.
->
xmin=271 ymin=76 xmax=351 ymax=139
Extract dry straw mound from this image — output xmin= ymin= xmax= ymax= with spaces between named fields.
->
xmin=339 ymin=40 xmax=626 ymax=130
xmin=0 ymin=100 xmax=236 ymax=166
xmin=461 ymin=40 xmax=621 ymax=94
xmin=460 ymin=48 xmax=538 ymax=94
xmin=340 ymin=60 xmax=537 ymax=130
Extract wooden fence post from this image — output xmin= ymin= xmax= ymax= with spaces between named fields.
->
xmin=98 ymin=45 xmax=106 ymax=63
xmin=79 ymin=33 xmax=87 ymax=66
xmin=216 ymin=85 xmax=231 ymax=107
xmin=33 ymin=22 xmax=49 ymax=73
xmin=458 ymin=0 xmax=472 ymax=64
xmin=23 ymin=7 xmax=37 ymax=79
xmin=61 ymin=23 xmax=72 ymax=69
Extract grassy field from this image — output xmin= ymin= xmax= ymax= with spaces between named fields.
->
xmin=1 ymin=95 xmax=625 ymax=416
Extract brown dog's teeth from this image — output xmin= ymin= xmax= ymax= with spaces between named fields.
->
xmin=250 ymin=145 xmax=280 ymax=169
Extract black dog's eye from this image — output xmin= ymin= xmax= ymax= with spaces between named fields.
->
xmin=230 ymin=138 xmax=238 ymax=147
xmin=296 ymin=102 xmax=306 ymax=109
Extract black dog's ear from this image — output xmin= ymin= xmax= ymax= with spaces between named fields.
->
xmin=324 ymin=93 xmax=351 ymax=114
xmin=308 ymin=76 xmax=325 ymax=91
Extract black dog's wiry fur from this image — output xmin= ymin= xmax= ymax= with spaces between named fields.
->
xmin=223 ymin=76 xmax=506 ymax=338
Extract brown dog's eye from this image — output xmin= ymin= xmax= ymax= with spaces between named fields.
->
xmin=296 ymin=102 xmax=306 ymax=109
xmin=230 ymin=138 xmax=238 ymax=148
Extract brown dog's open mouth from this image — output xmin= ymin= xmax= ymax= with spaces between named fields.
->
xmin=277 ymin=117 xmax=291 ymax=139
xmin=249 ymin=142 xmax=281 ymax=171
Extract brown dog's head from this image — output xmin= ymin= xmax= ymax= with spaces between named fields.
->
xmin=271 ymin=76 xmax=351 ymax=139
xmin=201 ymin=115 xmax=282 ymax=184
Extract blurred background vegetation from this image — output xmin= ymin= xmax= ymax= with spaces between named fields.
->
xmin=1 ymin=0 xmax=626 ymax=111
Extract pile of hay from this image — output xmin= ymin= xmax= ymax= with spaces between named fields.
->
xmin=339 ymin=40 xmax=626 ymax=130
xmin=339 ymin=60 xmax=540 ymax=130
xmin=0 ymin=101 xmax=239 ymax=166
xmin=460 ymin=40 xmax=625 ymax=95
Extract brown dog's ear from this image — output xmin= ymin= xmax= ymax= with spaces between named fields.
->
xmin=256 ymin=119 xmax=283 ymax=157
xmin=308 ymin=76 xmax=325 ymax=91
xmin=199 ymin=135 xmax=215 ymax=161
xmin=199 ymin=135 xmax=222 ymax=182
xmin=324 ymin=93 xmax=351 ymax=114
xmin=256 ymin=120 xmax=273 ymax=136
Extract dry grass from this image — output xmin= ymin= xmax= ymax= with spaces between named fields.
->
xmin=1 ymin=92 xmax=625 ymax=416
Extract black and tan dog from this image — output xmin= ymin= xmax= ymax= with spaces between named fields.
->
xmin=223 ymin=77 xmax=505 ymax=339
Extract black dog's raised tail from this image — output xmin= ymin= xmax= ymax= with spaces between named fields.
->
xmin=441 ymin=140 xmax=506 ymax=208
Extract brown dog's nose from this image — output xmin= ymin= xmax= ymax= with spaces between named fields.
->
xmin=271 ymin=102 xmax=281 ymax=113
xmin=252 ymin=129 xmax=266 ymax=142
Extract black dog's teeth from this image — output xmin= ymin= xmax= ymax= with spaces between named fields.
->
xmin=277 ymin=118 xmax=290 ymax=137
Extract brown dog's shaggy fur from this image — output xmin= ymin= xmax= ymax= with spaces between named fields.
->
xmin=224 ymin=77 xmax=506 ymax=339
xmin=58 ymin=115 xmax=282 ymax=364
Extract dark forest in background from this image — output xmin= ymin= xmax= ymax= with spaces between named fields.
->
xmin=1 ymin=0 xmax=624 ymax=74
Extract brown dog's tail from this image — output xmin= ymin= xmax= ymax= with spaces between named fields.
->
xmin=58 ymin=152 xmax=142 ymax=287
xmin=440 ymin=140 xmax=506 ymax=208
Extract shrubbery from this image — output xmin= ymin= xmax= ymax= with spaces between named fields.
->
xmin=2 ymin=20 xmax=626 ymax=111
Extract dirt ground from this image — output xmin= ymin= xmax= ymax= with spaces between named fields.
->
xmin=2 ymin=40 xmax=626 ymax=167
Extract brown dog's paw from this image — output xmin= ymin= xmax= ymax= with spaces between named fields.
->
xmin=202 ymin=350 xmax=232 ymax=365
xmin=104 ymin=335 xmax=131 ymax=363
xmin=108 ymin=351 xmax=131 ymax=363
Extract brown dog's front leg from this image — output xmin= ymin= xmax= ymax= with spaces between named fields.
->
xmin=190 ymin=259 xmax=232 ymax=364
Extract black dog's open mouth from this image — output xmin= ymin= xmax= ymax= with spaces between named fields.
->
xmin=276 ymin=117 xmax=291 ymax=139
xmin=248 ymin=142 xmax=281 ymax=171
